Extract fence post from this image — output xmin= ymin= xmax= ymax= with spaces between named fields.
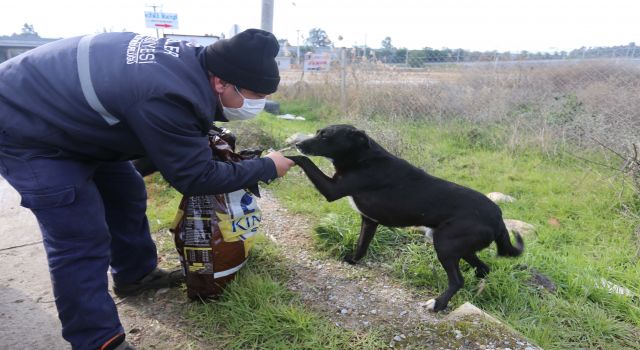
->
xmin=340 ymin=47 xmax=347 ymax=114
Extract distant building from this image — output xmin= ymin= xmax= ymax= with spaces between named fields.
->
xmin=0 ymin=34 xmax=60 ymax=63
xmin=276 ymin=39 xmax=292 ymax=70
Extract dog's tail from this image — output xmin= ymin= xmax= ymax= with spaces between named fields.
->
xmin=495 ymin=224 xmax=524 ymax=257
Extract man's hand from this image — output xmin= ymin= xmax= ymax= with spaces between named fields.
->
xmin=265 ymin=151 xmax=296 ymax=177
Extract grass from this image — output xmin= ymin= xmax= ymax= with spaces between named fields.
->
xmin=144 ymin=172 xmax=182 ymax=233
xmin=313 ymin=213 xmax=425 ymax=261
xmin=261 ymin=101 xmax=640 ymax=350
xmin=144 ymin=102 xmax=640 ymax=349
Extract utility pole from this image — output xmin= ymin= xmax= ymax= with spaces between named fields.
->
xmin=261 ymin=0 xmax=274 ymax=33
xmin=296 ymin=29 xmax=301 ymax=66
xmin=363 ymin=33 xmax=367 ymax=60
xmin=146 ymin=4 xmax=161 ymax=38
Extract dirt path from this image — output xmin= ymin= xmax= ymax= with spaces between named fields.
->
xmin=257 ymin=190 xmax=540 ymax=349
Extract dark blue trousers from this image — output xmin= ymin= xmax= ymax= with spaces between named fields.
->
xmin=0 ymin=151 xmax=157 ymax=349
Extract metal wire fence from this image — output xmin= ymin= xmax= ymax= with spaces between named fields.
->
xmin=276 ymin=48 xmax=640 ymax=155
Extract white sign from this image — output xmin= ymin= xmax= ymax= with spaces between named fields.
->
xmin=303 ymin=52 xmax=331 ymax=71
xmin=144 ymin=12 xmax=179 ymax=29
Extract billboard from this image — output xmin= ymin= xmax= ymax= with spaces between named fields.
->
xmin=144 ymin=12 xmax=179 ymax=29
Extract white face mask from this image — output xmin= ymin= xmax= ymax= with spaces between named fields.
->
xmin=221 ymin=86 xmax=266 ymax=121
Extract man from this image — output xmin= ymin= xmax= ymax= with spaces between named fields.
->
xmin=0 ymin=28 xmax=294 ymax=350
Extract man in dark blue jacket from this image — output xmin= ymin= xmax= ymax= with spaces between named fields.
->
xmin=0 ymin=28 xmax=294 ymax=350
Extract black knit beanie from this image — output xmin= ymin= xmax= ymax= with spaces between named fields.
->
xmin=205 ymin=29 xmax=280 ymax=94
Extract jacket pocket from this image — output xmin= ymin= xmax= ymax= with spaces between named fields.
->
xmin=20 ymin=186 xmax=76 ymax=209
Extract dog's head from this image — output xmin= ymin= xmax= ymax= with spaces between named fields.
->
xmin=295 ymin=124 xmax=370 ymax=160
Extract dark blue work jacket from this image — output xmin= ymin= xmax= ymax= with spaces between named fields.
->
xmin=0 ymin=32 xmax=277 ymax=195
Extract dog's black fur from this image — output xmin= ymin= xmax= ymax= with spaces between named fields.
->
xmin=287 ymin=124 xmax=524 ymax=312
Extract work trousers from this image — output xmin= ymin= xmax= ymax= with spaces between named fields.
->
xmin=0 ymin=150 xmax=157 ymax=350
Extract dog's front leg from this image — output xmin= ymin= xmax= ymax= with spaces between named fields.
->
xmin=287 ymin=156 xmax=349 ymax=201
xmin=344 ymin=216 xmax=378 ymax=264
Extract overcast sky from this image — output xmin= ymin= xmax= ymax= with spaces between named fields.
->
xmin=1 ymin=0 xmax=638 ymax=52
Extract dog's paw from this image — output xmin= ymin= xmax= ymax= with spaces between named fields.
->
xmin=475 ymin=266 xmax=490 ymax=279
xmin=285 ymin=155 xmax=310 ymax=165
xmin=425 ymin=299 xmax=437 ymax=311
xmin=425 ymin=298 xmax=448 ymax=312
xmin=343 ymin=255 xmax=358 ymax=265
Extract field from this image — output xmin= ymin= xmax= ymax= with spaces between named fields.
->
xmin=145 ymin=61 xmax=640 ymax=349
xmin=146 ymin=109 xmax=638 ymax=349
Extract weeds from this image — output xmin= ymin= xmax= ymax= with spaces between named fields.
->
xmin=277 ymin=60 xmax=640 ymax=155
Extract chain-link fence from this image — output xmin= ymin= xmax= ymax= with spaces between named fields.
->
xmin=276 ymin=47 xmax=640 ymax=156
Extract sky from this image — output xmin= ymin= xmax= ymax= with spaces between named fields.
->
xmin=1 ymin=0 xmax=639 ymax=53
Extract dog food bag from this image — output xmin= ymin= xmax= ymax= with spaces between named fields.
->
xmin=170 ymin=127 xmax=262 ymax=300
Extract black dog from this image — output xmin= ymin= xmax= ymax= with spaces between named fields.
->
xmin=287 ymin=124 xmax=523 ymax=312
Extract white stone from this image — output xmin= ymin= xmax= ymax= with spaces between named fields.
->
xmin=425 ymin=299 xmax=437 ymax=311
xmin=442 ymin=302 xmax=501 ymax=324
xmin=486 ymin=192 xmax=516 ymax=203
xmin=597 ymin=278 xmax=636 ymax=297
xmin=278 ymin=114 xmax=306 ymax=121
xmin=155 ymin=288 xmax=170 ymax=296
xmin=415 ymin=226 xmax=434 ymax=243
xmin=503 ymin=219 xmax=535 ymax=236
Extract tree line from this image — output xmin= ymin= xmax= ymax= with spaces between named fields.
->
xmin=295 ymin=28 xmax=639 ymax=67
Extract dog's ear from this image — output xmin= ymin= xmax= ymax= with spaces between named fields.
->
xmin=350 ymin=129 xmax=370 ymax=148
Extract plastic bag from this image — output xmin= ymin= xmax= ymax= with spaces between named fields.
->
xmin=170 ymin=126 xmax=262 ymax=299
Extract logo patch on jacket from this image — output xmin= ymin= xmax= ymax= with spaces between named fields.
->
xmin=126 ymin=35 xmax=181 ymax=64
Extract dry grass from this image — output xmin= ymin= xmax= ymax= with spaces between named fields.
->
xmin=277 ymin=59 xmax=640 ymax=155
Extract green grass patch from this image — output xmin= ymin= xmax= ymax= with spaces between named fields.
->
xmin=145 ymin=173 xmax=181 ymax=233
xmin=184 ymin=237 xmax=386 ymax=350
xmin=313 ymin=213 xmax=424 ymax=261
